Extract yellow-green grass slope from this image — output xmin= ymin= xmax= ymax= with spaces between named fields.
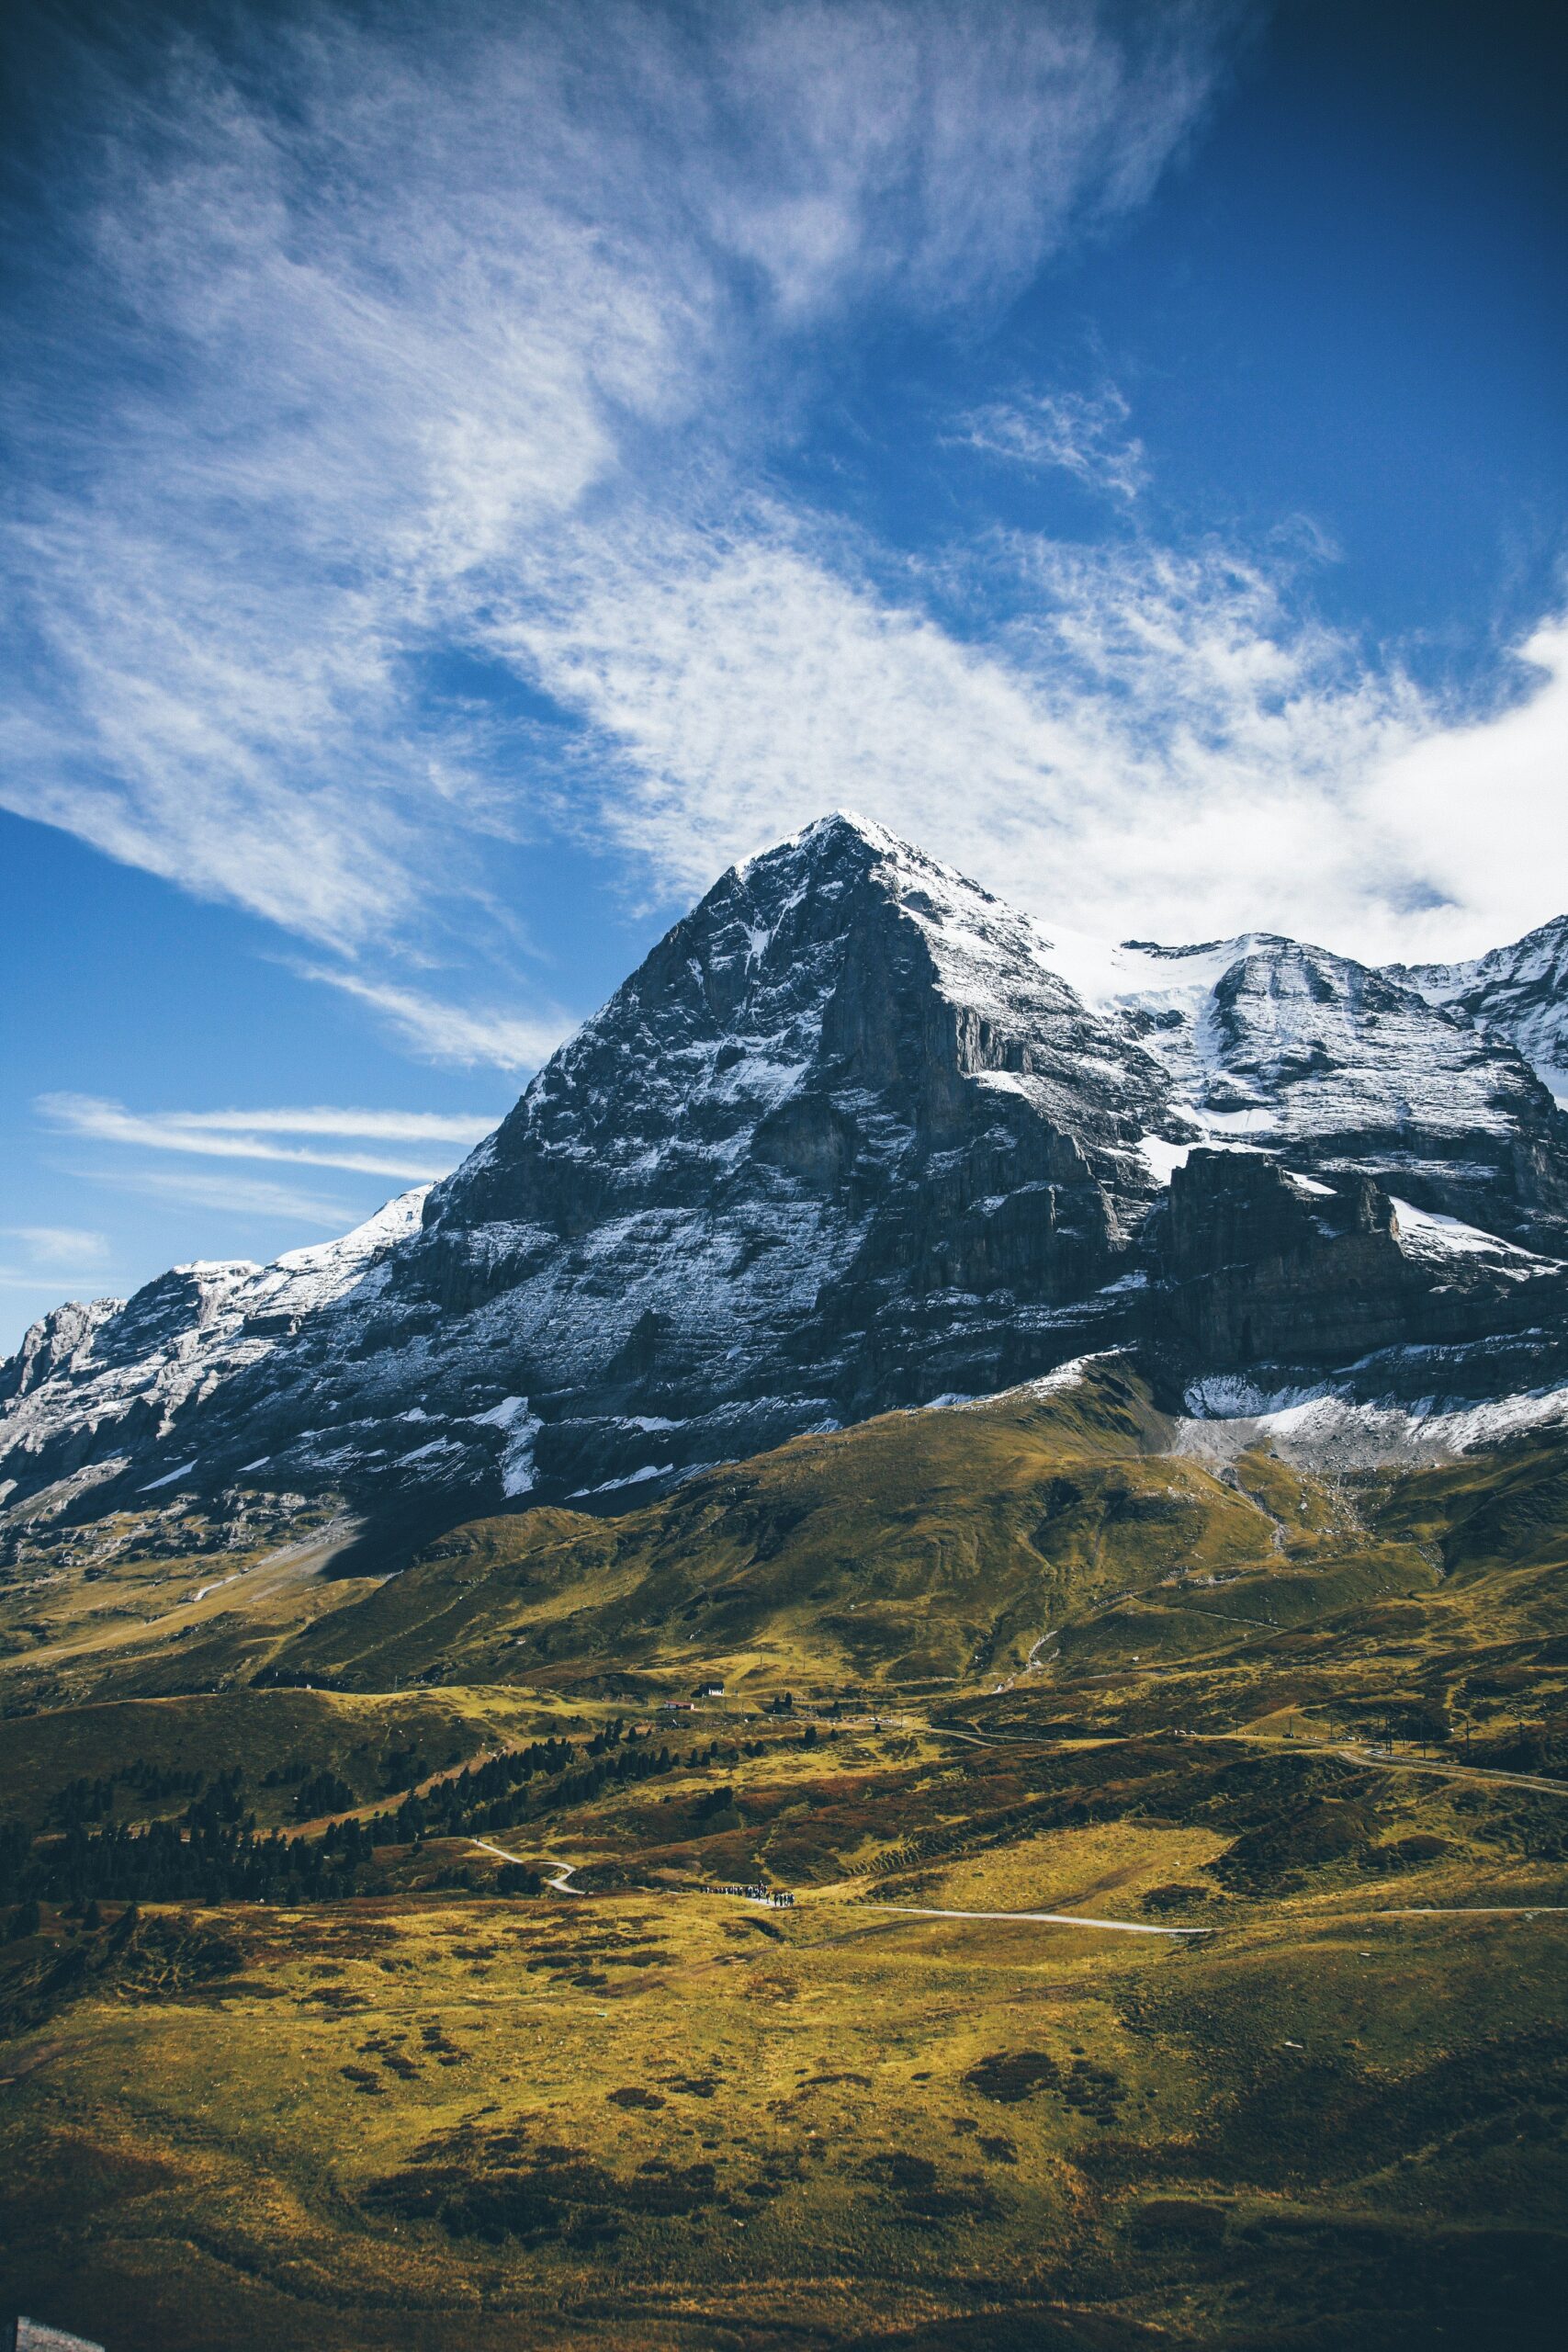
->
xmin=268 ymin=1361 xmax=1432 ymax=1704
xmin=2 ymin=1716 xmax=1565 ymax=2352
xmin=0 ymin=1684 xmax=605 ymax=1834
xmin=4 ymin=1358 xmax=1568 ymax=2348
xmin=0 ymin=1506 xmax=378 ymax=1716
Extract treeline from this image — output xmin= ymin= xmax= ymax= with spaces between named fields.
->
xmin=41 ymin=1740 xmax=467 ymax=1840
xmin=51 ymin=1758 xmax=277 ymax=1832
xmin=0 ymin=1716 xmax=816 ymax=1910
xmin=343 ymin=1722 xmax=685 ymax=1849
xmin=0 ymin=1722 xmax=674 ymax=1907
xmin=3 ymin=1816 xmax=363 ymax=1908
xmin=51 ymin=1758 xmax=214 ymax=1827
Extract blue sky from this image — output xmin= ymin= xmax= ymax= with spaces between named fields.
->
xmin=2 ymin=0 xmax=1564 ymax=1349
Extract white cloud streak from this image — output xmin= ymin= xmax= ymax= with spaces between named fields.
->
xmin=0 ymin=0 xmax=1239 ymax=975
xmin=105 ymin=1105 xmax=497 ymax=1144
xmin=0 ymin=1273 xmax=111 ymax=1294
xmin=2 ymin=1225 xmax=109 ymax=1267
xmin=1356 ymin=618 xmax=1568 ymax=960
xmin=37 ymin=1094 xmax=496 ymax=1182
xmin=1 ymin=0 xmax=1558 ymax=1004
xmin=500 ymin=512 xmax=1566 ymax=960
xmin=956 ymin=386 xmax=1147 ymax=500
xmin=77 ymin=1169 xmax=357 ymax=1228
xmin=294 ymin=973 xmax=575 ymax=1071
xmin=0 ymin=1226 xmax=113 ymax=1294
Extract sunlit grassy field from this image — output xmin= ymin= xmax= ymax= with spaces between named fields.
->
xmin=3 ymin=1364 xmax=1565 ymax=2347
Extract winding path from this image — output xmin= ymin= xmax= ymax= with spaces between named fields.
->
xmin=467 ymin=1839 xmax=1210 ymax=1937
xmin=468 ymin=1837 xmax=581 ymax=1894
xmin=868 ymin=1901 xmax=1209 ymax=1938
xmin=460 ymin=1724 xmax=1568 ymax=1944
xmin=893 ymin=1719 xmax=1568 ymax=1799
xmin=1211 ymin=1731 xmax=1568 ymax=1802
xmin=1372 ymin=1904 xmax=1568 ymax=1918
xmin=464 ymin=1839 xmax=1568 ymax=1941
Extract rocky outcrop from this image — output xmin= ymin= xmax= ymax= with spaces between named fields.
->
xmin=1161 ymin=1148 xmax=1568 ymax=1374
xmin=0 ymin=1295 xmax=122 ymax=1407
xmin=1062 ymin=931 xmax=1568 ymax=1250
xmin=2 ymin=816 xmax=1565 ymax=1554
xmin=1391 ymin=913 xmax=1568 ymax=1110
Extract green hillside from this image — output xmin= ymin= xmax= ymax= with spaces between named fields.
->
xmin=269 ymin=1360 xmax=1423 ymax=1701
xmin=1 ymin=1356 xmax=1565 ymax=2349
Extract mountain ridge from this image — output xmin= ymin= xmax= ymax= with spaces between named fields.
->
xmin=1389 ymin=910 xmax=1568 ymax=1106
xmin=5 ymin=812 xmax=1566 ymax=1562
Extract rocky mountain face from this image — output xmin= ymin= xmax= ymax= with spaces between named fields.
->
xmin=1389 ymin=913 xmax=1568 ymax=1111
xmin=4 ymin=814 xmax=1567 ymax=1558
xmin=1163 ymin=1148 xmax=1568 ymax=1402
xmin=1044 ymin=929 xmax=1568 ymax=1248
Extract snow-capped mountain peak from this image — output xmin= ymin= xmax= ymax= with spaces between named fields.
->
xmin=4 ymin=822 xmax=1565 ymax=1555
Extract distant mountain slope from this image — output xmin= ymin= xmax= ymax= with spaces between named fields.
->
xmin=248 ymin=1357 xmax=1388 ymax=1695
xmin=3 ymin=815 xmax=1566 ymax=1556
xmin=1388 ymin=912 xmax=1568 ymax=1108
xmin=0 ymin=1193 xmax=428 ymax=1529
xmin=249 ymin=1353 xmax=1568 ymax=1711
xmin=1045 ymin=925 xmax=1568 ymax=1237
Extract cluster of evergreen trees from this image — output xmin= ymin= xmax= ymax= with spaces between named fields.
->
xmin=0 ymin=1721 xmax=679 ymax=1908
xmin=51 ymin=1758 xmax=209 ymax=1826
xmin=333 ymin=1721 xmax=680 ymax=1850
xmin=2 ymin=1815 xmax=363 ymax=1908
xmin=0 ymin=1713 xmax=814 ymax=1911
xmin=290 ymin=1768 xmax=357 ymax=1821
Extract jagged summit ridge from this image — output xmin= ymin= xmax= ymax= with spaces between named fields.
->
xmin=3 ymin=819 xmax=1566 ymax=1553
xmin=1391 ymin=912 xmax=1568 ymax=1108
xmin=1046 ymin=928 xmax=1567 ymax=1242
xmin=401 ymin=808 xmax=1185 ymax=1485
xmin=431 ymin=805 xmax=1179 ymax=1239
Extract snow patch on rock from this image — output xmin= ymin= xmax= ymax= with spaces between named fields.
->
xmin=472 ymin=1395 xmax=543 ymax=1497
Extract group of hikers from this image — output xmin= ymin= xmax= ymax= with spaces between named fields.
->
xmin=706 ymin=1880 xmax=796 ymax=1907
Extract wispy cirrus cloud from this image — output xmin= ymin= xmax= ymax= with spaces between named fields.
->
xmin=3 ymin=0 xmax=1559 ymax=1010
xmin=114 ymin=1107 xmax=496 ymax=1145
xmin=3 ymin=1225 xmax=109 ymax=1266
xmin=38 ymin=1094 xmax=500 ymax=1182
xmin=0 ymin=1224 xmax=112 ymax=1293
xmin=79 ymin=1169 xmax=360 ymax=1228
xmin=293 ymin=972 xmax=574 ymax=1072
xmin=956 ymin=385 xmax=1147 ymax=501
xmin=502 ymin=504 xmax=1567 ymax=961
xmin=0 ymin=0 xmax=1241 ymax=1002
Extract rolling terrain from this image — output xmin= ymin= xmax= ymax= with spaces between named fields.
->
xmin=2 ymin=1357 xmax=1565 ymax=2349
xmin=4 ymin=824 xmax=1565 ymax=2348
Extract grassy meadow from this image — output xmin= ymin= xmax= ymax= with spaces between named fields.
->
xmin=1 ymin=1363 xmax=1564 ymax=2347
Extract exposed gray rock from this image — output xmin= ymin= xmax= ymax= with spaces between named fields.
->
xmin=3 ymin=814 xmax=1565 ymax=1555
xmin=1163 ymin=1148 xmax=1568 ymax=1373
xmin=1390 ymin=912 xmax=1568 ymax=1110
